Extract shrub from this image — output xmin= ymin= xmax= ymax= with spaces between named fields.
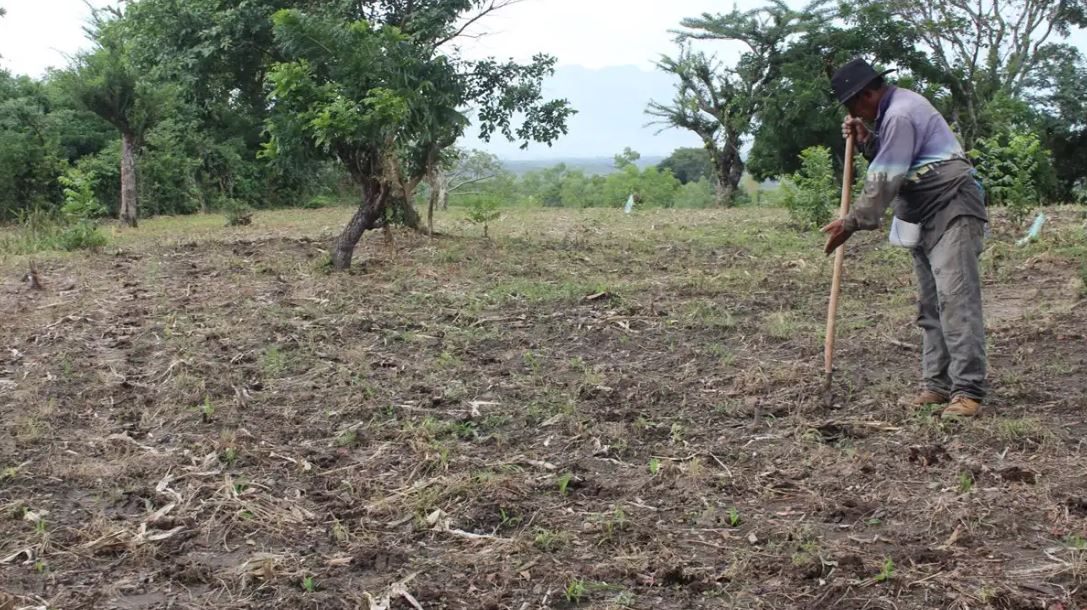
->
xmin=969 ymin=130 xmax=1049 ymax=225
xmin=674 ymin=178 xmax=715 ymax=209
xmin=58 ymin=167 xmax=108 ymax=220
xmin=222 ymin=198 xmax=254 ymax=227
xmin=466 ymin=197 xmax=500 ymax=237
xmin=780 ymin=146 xmax=838 ymax=230
xmin=54 ymin=221 xmax=108 ymax=251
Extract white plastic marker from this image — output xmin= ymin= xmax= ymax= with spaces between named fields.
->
xmin=1016 ymin=212 xmax=1047 ymax=246
xmin=624 ymin=194 xmax=635 ymax=214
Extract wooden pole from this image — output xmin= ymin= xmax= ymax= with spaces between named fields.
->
xmin=824 ymin=132 xmax=856 ymax=402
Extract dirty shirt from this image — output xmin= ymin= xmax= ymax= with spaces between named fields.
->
xmin=843 ymin=86 xmax=987 ymax=250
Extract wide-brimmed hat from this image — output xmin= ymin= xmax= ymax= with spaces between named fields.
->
xmin=831 ymin=58 xmax=896 ymax=105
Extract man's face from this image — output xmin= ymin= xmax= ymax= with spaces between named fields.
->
xmin=845 ymin=89 xmax=880 ymax=122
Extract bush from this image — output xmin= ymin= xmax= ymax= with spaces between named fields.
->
xmin=54 ymin=220 xmax=108 ymax=251
xmin=969 ymin=130 xmax=1049 ymax=225
xmin=222 ymin=198 xmax=254 ymax=227
xmin=780 ymin=146 xmax=838 ymax=230
xmin=674 ymin=178 xmax=715 ymax=208
xmin=0 ymin=210 xmax=107 ymax=254
xmin=466 ymin=198 xmax=500 ymax=237
xmin=59 ymin=166 xmax=108 ymax=219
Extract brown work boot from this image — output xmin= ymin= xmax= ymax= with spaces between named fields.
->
xmin=941 ymin=395 xmax=982 ymax=419
xmin=899 ymin=389 xmax=949 ymax=408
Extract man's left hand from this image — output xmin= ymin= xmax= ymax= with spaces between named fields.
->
xmin=821 ymin=219 xmax=852 ymax=255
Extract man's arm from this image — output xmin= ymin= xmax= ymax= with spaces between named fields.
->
xmin=841 ymin=116 xmax=915 ymax=232
xmin=823 ymin=116 xmax=916 ymax=254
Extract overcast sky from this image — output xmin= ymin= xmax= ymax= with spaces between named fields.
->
xmin=2 ymin=0 xmax=1083 ymax=159
xmin=1 ymin=0 xmax=747 ymax=76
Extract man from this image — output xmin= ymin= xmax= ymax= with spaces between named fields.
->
xmin=821 ymin=58 xmax=988 ymax=418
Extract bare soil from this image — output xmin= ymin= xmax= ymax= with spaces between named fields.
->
xmin=1 ymin=207 xmax=1086 ymax=609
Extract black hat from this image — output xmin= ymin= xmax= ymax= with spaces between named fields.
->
xmin=831 ymin=58 xmax=895 ymax=105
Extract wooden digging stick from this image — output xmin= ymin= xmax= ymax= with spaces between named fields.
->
xmin=823 ymin=132 xmax=856 ymax=406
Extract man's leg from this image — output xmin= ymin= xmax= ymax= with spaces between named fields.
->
xmin=929 ymin=216 xmax=987 ymax=401
xmin=912 ymin=247 xmax=952 ymax=397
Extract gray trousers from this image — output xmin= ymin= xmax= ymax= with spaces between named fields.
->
xmin=911 ymin=215 xmax=987 ymax=400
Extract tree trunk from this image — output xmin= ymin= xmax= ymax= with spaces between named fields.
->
xmin=120 ymin=132 xmax=139 ymax=227
xmin=709 ymin=149 xmax=734 ymax=208
xmin=707 ymin=136 xmax=745 ymax=208
xmin=392 ymin=194 xmax=423 ymax=231
xmin=711 ymin=171 xmax=729 ymax=207
xmin=426 ymin=170 xmax=450 ymax=236
xmin=331 ymin=178 xmax=387 ymax=271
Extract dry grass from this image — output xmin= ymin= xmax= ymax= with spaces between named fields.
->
xmin=1 ymin=205 xmax=1085 ymax=609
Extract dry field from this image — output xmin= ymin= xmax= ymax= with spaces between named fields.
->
xmin=2 ymin=205 xmax=1086 ymax=609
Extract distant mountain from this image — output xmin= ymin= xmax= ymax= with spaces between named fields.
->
xmin=500 ymin=155 xmax=666 ymax=176
xmin=459 ymin=64 xmax=701 ymax=162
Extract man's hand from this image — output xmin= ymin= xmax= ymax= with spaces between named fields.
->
xmin=842 ymin=117 xmax=869 ymax=144
xmin=821 ymin=219 xmax=853 ymax=255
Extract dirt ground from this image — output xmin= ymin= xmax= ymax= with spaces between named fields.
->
xmin=1 ymin=206 xmax=1086 ymax=610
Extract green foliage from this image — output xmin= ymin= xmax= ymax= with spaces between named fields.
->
xmin=780 ymin=146 xmax=838 ymax=230
xmin=673 ymin=178 xmax=715 ymax=208
xmin=726 ymin=507 xmax=742 ymax=528
xmin=222 ymin=198 xmax=254 ymax=227
xmin=969 ymin=130 xmax=1049 ymax=224
xmin=873 ymin=557 xmax=895 ymax=583
xmin=556 ymin=472 xmax=574 ymax=495
xmin=658 ymin=147 xmax=713 ymax=184
xmin=613 ymin=147 xmax=641 ymax=170
xmin=59 ymin=167 xmax=107 ymax=219
xmin=54 ymin=221 xmax=108 ymax=252
xmin=466 ymin=198 xmax=500 ymax=237
xmin=957 ymin=471 xmax=975 ymax=493
xmin=0 ymin=197 xmax=107 ymax=254
xmin=648 ymin=458 xmax=662 ymax=475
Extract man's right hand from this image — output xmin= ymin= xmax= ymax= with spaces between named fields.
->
xmin=842 ymin=117 xmax=869 ymax=143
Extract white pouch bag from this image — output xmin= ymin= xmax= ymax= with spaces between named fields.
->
xmin=888 ymin=216 xmax=921 ymax=248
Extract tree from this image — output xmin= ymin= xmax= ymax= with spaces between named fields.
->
xmin=117 ymin=0 xmax=328 ymax=210
xmin=649 ymin=1 xmax=827 ymax=206
xmin=849 ymin=0 xmax=1087 ymax=147
xmin=657 ymin=147 xmax=713 ymax=184
xmin=426 ymin=148 xmax=506 ymax=231
xmin=264 ymin=4 xmax=572 ymax=270
xmin=0 ymin=72 xmax=68 ymax=218
xmin=744 ymin=3 xmax=936 ymax=179
xmin=613 ymin=147 xmax=641 ymax=169
xmin=62 ymin=9 xmax=167 ymax=227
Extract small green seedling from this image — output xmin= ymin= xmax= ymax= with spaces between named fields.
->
xmin=565 ymin=579 xmax=587 ymax=603
xmin=958 ymin=471 xmax=974 ymax=494
xmin=199 ymin=396 xmax=215 ymax=423
xmin=727 ymin=507 xmax=742 ymax=528
xmin=499 ymin=508 xmax=522 ymax=528
xmin=221 ymin=447 xmax=238 ymax=467
xmin=302 ymin=575 xmax=316 ymax=593
xmin=34 ymin=518 xmax=47 ymax=535
xmin=557 ymin=472 xmax=574 ymax=495
xmin=874 ymin=557 xmax=895 ymax=583
xmin=648 ymin=458 xmax=662 ymax=475
xmin=533 ymin=528 xmax=563 ymax=551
